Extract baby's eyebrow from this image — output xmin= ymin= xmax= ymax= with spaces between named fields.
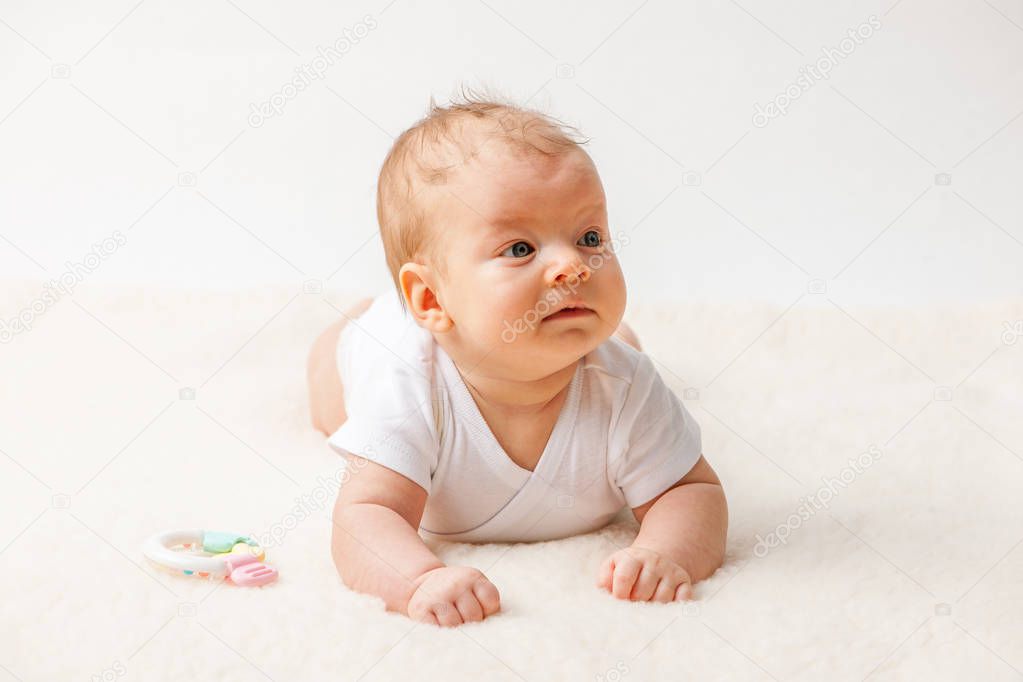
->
xmin=478 ymin=219 xmax=522 ymax=241
xmin=487 ymin=216 xmax=522 ymax=228
xmin=574 ymin=199 xmax=606 ymax=217
xmin=487 ymin=200 xmax=605 ymax=230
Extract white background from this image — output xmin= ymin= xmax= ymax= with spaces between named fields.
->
xmin=1 ymin=0 xmax=1021 ymax=306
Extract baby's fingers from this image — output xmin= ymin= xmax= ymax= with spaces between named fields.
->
xmin=630 ymin=564 xmax=660 ymax=602
xmin=431 ymin=602 xmax=463 ymax=628
xmin=410 ymin=606 xmax=439 ymax=626
xmin=596 ymin=556 xmax=614 ymax=591
xmin=674 ymin=581 xmax=694 ymax=601
xmin=610 ymin=556 xmax=641 ymax=599
xmin=455 ymin=589 xmax=484 ymax=624
xmin=473 ymin=579 xmax=501 ymax=617
xmin=652 ymin=577 xmax=681 ymax=603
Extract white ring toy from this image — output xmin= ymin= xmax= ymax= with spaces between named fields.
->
xmin=142 ymin=529 xmax=278 ymax=586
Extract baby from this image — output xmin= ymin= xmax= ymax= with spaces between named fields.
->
xmin=307 ymin=95 xmax=727 ymax=627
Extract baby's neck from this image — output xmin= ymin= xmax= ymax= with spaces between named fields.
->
xmin=452 ymin=354 xmax=578 ymax=416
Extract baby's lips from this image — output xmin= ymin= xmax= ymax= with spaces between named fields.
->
xmin=542 ymin=301 xmax=593 ymax=319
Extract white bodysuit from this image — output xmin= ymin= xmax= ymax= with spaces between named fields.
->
xmin=328 ymin=289 xmax=703 ymax=543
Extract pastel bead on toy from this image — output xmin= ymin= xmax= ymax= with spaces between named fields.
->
xmin=142 ymin=529 xmax=278 ymax=587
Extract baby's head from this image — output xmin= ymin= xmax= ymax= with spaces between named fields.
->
xmin=377 ymin=91 xmax=627 ymax=381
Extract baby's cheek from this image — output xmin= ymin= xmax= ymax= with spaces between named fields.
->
xmin=481 ymin=300 xmax=535 ymax=348
xmin=599 ymin=261 xmax=627 ymax=312
xmin=491 ymin=300 xmax=529 ymax=337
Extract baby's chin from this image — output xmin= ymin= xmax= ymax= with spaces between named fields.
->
xmin=501 ymin=326 xmax=610 ymax=373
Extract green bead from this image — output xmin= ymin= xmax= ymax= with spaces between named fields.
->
xmin=201 ymin=531 xmax=253 ymax=553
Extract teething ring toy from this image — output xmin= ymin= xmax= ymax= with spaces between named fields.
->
xmin=143 ymin=529 xmax=278 ymax=587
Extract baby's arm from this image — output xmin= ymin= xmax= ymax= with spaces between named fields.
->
xmin=331 ymin=454 xmax=501 ymax=625
xmin=598 ymin=455 xmax=728 ymax=601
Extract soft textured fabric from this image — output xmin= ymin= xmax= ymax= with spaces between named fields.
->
xmin=2 ymin=279 xmax=1020 ymax=681
xmin=327 ymin=289 xmax=703 ymax=542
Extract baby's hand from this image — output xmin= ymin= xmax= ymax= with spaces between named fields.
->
xmin=597 ymin=546 xmax=693 ymax=602
xmin=406 ymin=566 xmax=501 ymax=626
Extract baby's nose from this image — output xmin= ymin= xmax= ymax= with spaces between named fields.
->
xmin=548 ymin=259 xmax=592 ymax=287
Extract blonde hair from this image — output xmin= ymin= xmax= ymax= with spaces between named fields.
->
xmin=376 ymin=86 xmax=590 ymax=304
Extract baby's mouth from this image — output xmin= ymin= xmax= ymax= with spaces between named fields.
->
xmin=542 ymin=304 xmax=596 ymax=322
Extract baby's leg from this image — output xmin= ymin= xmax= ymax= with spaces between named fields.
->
xmin=613 ymin=320 xmax=642 ymax=352
xmin=307 ymin=297 xmax=373 ymax=436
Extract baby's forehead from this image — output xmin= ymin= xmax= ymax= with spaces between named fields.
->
xmin=400 ymin=111 xmax=602 ymax=237
xmin=436 ymin=147 xmax=605 ymax=231
xmin=442 ymin=137 xmax=598 ymax=193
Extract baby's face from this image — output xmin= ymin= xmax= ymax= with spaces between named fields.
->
xmin=428 ymin=145 xmax=627 ymax=380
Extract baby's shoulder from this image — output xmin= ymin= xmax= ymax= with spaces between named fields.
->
xmin=341 ymin=289 xmax=436 ymax=381
xmin=581 ymin=335 xmax=649 ymax=388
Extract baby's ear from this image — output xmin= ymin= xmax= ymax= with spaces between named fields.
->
xmin=399 ymin=262 xmax=453 ymax=333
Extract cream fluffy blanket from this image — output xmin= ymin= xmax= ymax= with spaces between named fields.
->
xmin=1 ymin=280 xmax=1020 ymax=681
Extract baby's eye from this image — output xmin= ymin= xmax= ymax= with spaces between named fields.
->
xmin=577 ymin=229 xmax=602 ymax=248
xmin=500 ymin=241 xmax=535 ymax=258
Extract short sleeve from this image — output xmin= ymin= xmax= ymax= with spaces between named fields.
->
xmin=611 ymin=353 xmax=703 ymax=508
xmin=326 ymin=295 xmax=439 ymax=494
